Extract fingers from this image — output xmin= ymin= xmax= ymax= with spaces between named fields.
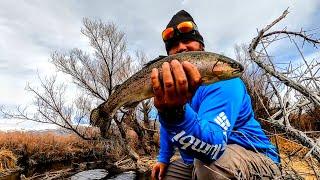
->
xmin=182 ymin=61 xmax=202 ymax=90
xmin=151 ymin=60 xmax=200 ymax=111
xmin=151 ymin=165 xmax=158 ymax=180
xmin=171 ymin=60 xmax=188 ymax=98
xmin=159 ymin=165 xmax=165 ymax=180
xmin=151 ymin=68 xmax=164 ymax=101
xmin=162 ymin=62 xmax=176 ymax=101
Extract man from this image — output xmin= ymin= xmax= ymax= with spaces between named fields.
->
xmin=151 ymin=10 xmax=281 ymax=180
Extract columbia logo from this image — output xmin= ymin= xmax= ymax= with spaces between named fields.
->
xmin=172 ymin=130 xmax=224 ymax=160
xmin=214 ymin=112 xmax=230 ymax=137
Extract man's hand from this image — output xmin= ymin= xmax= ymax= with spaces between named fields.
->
xmin=151 ymin=162 xmax=168 ymax=180
xmin=151 ymin=60 xmax=201 ymax=112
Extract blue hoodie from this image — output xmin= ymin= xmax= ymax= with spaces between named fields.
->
xmin=157 ymin=78 xmax=280 ymax=165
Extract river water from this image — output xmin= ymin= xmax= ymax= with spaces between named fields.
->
xmin=1 ymin=170 xmax=150 ymax=180
xmin=0 ymin=160 xmax=151 ymax=180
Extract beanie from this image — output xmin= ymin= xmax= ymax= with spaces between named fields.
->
xmin=164 ymin=10 xmax=205 ymax=53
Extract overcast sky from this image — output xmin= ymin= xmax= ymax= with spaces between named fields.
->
xmin=0 ymin=0 xmax=319 ymax=130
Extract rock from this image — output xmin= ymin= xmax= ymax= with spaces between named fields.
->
xmin=71 ymin=169 xmax=108 ymax=180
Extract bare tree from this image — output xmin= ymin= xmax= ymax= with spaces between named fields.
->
xmin=1 ymin=19 xmax=160 ymax=163
xmin=134 ymin=51 xmax=155 ymax=130
xmin=1 ymin=18 xmax=137 ymax=141
xmin=1 ymin=76 xmax=94 ymax=140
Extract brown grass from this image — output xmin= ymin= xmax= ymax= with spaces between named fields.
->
xmin=0 ymin=149 xmax=18 ymax=173
xmin=271 ymin=135 xmax=320 ymax=179
xmin=0 ymin=130 xmax=124 ymax=167
xmin=289 ymin=110 xmax=320 ymax=132
xmin=5 ymin=127 xmax=319 ymax=179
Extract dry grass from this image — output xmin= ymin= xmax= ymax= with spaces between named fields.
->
xmin=0 ymin=149 xmax=18 ymax=173
xmin=4 ymin=128 xmax=320 ymax=179
xmin=271 ymin=135 xmax=320 ymax=179
xmin=0 ymin=130 xmax=124 ymax=167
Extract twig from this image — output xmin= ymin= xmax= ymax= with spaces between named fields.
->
xmin=263 ymin=30 xmax=320 ymax=45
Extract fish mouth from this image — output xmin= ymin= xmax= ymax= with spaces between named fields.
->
xmin=229 ymin=62 xmax=244 ymax=74
xmin=232 ymin=69 xmax=243 ymax=75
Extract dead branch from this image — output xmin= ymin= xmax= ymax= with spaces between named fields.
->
xmin=241 ymin=9 xmax=320 ymax=169
xmin=263 ymin=30 xmax=320 ymax=45
xmin=248 ymin=9 xmax=320 ymax=107
xmin=261 ymin=118 xmax=320 ymax=162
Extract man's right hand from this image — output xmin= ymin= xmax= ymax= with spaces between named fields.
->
xmin=151 ymin=60 xmax=201 ymax=113
xmin=151 ymin=162 xmax=168 ymax=180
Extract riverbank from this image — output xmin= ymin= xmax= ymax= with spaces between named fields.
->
xmin=0 ymin=130 xmax=147 ymax=178
xmin=2 ymin=129 xmax=318 ymax=179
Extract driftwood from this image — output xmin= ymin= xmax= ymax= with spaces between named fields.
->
xmin=20 ymin=168 xmax=76 ymax=180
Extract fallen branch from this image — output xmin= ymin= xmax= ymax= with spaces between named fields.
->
xmin=260 ymin=118 xmax=320 ymax=162
xmin=21 ymin=168 xmax=76 ymax=180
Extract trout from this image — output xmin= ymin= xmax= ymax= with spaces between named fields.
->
xmin=90 ymin=51 xmax=244 ymax=137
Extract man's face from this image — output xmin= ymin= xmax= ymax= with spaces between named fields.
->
xmin=168 ymin=39 xmax=203 ymax=55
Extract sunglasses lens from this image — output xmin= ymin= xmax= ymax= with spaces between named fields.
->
xmin=162 ymin=27 xmax=174 ymax=41
xmin=177 ymin=21 xmax=194 ymax=33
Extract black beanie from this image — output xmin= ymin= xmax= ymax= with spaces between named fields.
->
xmin=164 ymin=10 xmax=205 ymax=53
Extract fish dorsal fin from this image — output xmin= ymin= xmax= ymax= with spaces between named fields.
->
xmin=144 ymin=55 xmax=167 ymax=67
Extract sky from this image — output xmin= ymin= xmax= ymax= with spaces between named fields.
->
xmin=0 ymin=0 xmax=319 ymax=130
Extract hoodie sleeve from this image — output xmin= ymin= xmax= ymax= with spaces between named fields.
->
xmin=159 ymin=78 xmax=245 ymax=164
xmin=157 ymin=125 xmax=175 ymax=164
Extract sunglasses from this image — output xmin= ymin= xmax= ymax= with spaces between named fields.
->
xmin=162 ymin=21 xmax=198 ymax=41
